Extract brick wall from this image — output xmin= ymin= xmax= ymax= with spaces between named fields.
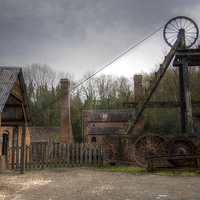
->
xmin=133 ymin=75 xmax=144 ymax=133
xmin=60 ymin=79 xmax=74 ymax=144
xmin=0 ymin=125 xmax=30 ymax=165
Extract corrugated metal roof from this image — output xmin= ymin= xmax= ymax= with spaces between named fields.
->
xmin=0 ymin=67 xmax=32 ymax=126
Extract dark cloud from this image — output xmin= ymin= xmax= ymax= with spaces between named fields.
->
xmin=0 ymin=0 xmax=200 ymax=80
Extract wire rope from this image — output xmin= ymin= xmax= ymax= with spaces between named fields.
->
xmin=32 ymin=24 xmax=165 ymax=117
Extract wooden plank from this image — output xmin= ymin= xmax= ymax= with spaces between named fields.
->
xmin=54 ymin=144 xmax=58 ymax=168
xmin=8 ymin=147 xmax=11 ymax=170
xmin=67 ymin=143 xmax=70 ymax=167
xmin=33 ymin=144 xmax=36 ymax=169
xmin=10 ymin=77 xmax=23 ymax=102
xmin=16 ymin=146 xmax=19 ymax=169
xmin=41 ymin=145 xmax=44 ymax=169
xmin=98 ymin=143 xmax=101 ymax=167
xmin=11 ymin=146 xmax=15 ymax=169
xmin=25 ymin=145 xmax=28 ymax=169
xmin=94 ymin=143 xmax=97 ymax=166
xmin=37 ymin=144 xmax=41 ymax=168
xmin=89 ymin=143 xmax=92 ymax=166
xmin=80 ymin=143 xmax=83 ymax=167
xmin=76 ymin=143 xmax=79 ymax=167
xmin=72 ymin=144 xmax=74 ymax=167
xmin=63 ymin=144 xmax=66 ymax=167
xmin=59 ymin=144 xmax=62 ymax=168
xmin=29 ymin=145 xmax=32 ymax=169
xmin=46 ymin=144 xmax=49 ymax=168
xmin=84 ymin=143 xmax=88 ymax=166
xmin=50 ymin=144 xmax=53 ymax=168
xmin=20 ymin=120 xmax=26 ymax=173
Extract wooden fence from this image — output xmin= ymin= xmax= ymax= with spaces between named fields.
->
xmin=8 ymin=143 xmax=103 ymax=170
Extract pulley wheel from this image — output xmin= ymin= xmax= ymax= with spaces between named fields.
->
xmin=163 ymin=16 xmax=199 ymax=48
xmin=165 ymin=136 xmax=196 ymax=166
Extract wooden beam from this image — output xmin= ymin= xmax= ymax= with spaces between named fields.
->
xmin=21 ymin=102 xmax=27 ymax=174
xmin=1 ymin=119 xmax=31 ymax=122
xmin=123 ymin=101 xmax=200 ymax=108
xmin=4 ymin=104 xmax=27 ymax=108
xmin=182 ymin=60 xmax=194 ymax=135
xmin=20 ymin=120 xmax=26 ymax=174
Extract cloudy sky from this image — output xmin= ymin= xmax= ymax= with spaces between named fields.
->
xmin=1 ymin=0 xmax=200 ymax=81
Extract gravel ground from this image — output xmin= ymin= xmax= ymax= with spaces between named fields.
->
xmin=0 ymin=167 xmax=200 ymax=200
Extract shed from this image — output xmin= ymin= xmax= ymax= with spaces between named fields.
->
xmin=0 ymin=67 xmax=32 ymax=173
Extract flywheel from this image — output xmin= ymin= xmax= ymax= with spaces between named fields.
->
xmin=165 ymin=136 xmax=197 ymax=166
xmin=133 ymin=134 xmax=167 ymax=167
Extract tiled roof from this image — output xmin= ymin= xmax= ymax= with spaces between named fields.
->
xmin=86 ymin=126 xmax=123 ymax=135
xmin=86 ymin=109 xmax=133 ymax=122
xmin=0 ymin=67 xmax=32 ymax=126
xmin=30 ymin=126 xmax=60 ymax=143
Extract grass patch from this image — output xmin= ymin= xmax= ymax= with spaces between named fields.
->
xmin=93 ymin=165 xmax=200 ymax=177
xmin=93 ymin=165 xmax=147 ymax=175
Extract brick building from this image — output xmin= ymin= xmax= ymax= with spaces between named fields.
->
xmin=0 ymin=67 xmax=32 ymax=172
xmin=82 ymin=75 xmax=144 ymax=143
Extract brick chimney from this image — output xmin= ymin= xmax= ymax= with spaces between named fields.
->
xmin=60 ymin=79 xmax=74 ymax=143
xmin=133 ymin=75 xmax=144 ymax=133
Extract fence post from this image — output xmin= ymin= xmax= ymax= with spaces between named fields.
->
xmin=84 ymin=143 xmax=88 ymax=166
xmin=76 ymin=143 xmax=79 ymax=167
xmin=67 ymin=143 xmax=70 ymax=167
xmin=25 ymin=145 xmax=28 ymax=169
xmin=80 ymin=143 xmax=83 ymax=167
xmin=37 ymin=144 xmax=40 ymax=169
xmin=59 ymin=144 xmax=62 ymax=168
xmin=16 ymin=146 xmax=19 ymax=169
xmin=63 ymin=144 xmax=66 ymax=167
xmin=33 ymin=144 xmax=36 ymax=169
xmin=89 ymin=143 xmax=92 ymax=166
xmin=8 ymin=147 xmax=11 ymax=170
xmin=41 ymin=144 xmax=45 ymax=169
xmin=29 ymin=145 xmax=32 ymax=169
xmin=50 ymin=143 xmax=53 ymax=168
xmin=98 ymin=142 xmax=101 ymax=167
xmin=72 ymin=144 xmax=75 ymax=167
xmin=46 ymin=144 xmax=49 ymax=168
xmin=54 ymin=144 xmax=58 ymax=168
xmin=94 ymin=143 xmax=97 ymax=166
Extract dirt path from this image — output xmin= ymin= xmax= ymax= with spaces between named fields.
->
xmin=0 ymin=167 xmax=200 ymax=200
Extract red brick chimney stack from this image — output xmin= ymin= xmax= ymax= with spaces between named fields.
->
xmin=134 ymin=75 xmax=143 ymax=102
xmin=133 ymin=75 xmax=144 ymax=133
xmin=60 ymin=79 xmax=74 ymax=143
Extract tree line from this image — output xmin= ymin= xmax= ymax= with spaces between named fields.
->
xmin=23 ymin=63 xmax=200 ymax=143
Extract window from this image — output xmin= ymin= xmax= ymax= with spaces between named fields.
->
xmin=103 ymin=114 xmax=107 ymax=118
xmin=91 ymin=137 xmax=96 ymax=142
xmin=12 ymin=126 xmax=18 ymax=147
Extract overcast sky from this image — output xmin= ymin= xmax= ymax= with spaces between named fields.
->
xmin=1 ymin=0 xmax=200 ymax=81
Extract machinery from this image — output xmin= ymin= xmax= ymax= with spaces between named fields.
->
xmin=124 ymin=16 xmax=200 ymax=168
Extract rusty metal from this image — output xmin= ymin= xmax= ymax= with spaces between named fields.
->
xmin=164 ymin=136 xmax=197 ymax=166
xmin=132 ymin=134 xmax=167 ymax=167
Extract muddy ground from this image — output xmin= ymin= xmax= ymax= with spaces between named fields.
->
xmin=0 ymin=167 xmax=200 ymax=200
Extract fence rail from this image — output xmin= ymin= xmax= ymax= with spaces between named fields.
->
xmin=8 ymin=143 xmax=103 ymax=170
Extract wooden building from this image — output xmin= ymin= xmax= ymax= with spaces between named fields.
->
xmin=0 ymin=67 xmax=32 ymax=173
